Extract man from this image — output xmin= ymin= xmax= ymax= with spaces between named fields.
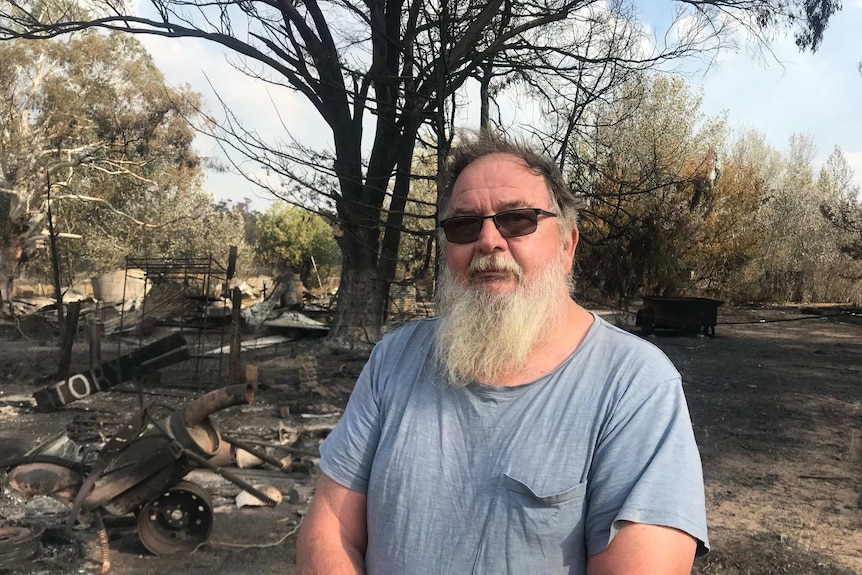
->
xmin=296 ymin=131 xmax=709 ymax=574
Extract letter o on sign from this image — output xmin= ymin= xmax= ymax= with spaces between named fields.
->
xmin=67 ymin=374 xmax=93 ymax=399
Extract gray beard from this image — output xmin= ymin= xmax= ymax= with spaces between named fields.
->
xmin=434 ymin=251 xmax=572 ymax=387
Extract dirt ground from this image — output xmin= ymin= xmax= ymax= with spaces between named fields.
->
xmin=0 ymin=304 xmax=860 ymax=575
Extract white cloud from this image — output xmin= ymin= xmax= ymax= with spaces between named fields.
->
xmin=143 ymin=35 xmax=325 ymax=137
xmin=136 ymin=32 xmax=330 ymax=210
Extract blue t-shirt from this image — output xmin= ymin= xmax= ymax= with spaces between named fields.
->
xmin=320 ymin=314 xmax=709 ymax=574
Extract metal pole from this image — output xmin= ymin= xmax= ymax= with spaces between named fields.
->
xmin=89 ymin=316 xmax=102 ymax=369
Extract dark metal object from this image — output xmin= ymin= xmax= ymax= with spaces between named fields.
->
xmin=181 ymin=384 xmax=254 ymax=427
xmin=119 ymin=255 xmax=232 ymax=386
xmin=83 ymin=384 xmax=254 ymax=517
xmin=81 ymin=383 xmax=257 ymax=555
xmin=9 ymin=383 xmax=261 ymax=556
xmin=58 ymin=301 xmax=81 ymax=381
xmin=0 ymin=521 xmax=45 ymax=570
xmin=137 ymin=480 xmax=214 ymax=555
xmin=636 ymin=296 xmax=724 ymax=337
xmin=229 ymin=288 xmax=243 ymax=385
xmin=33 ymin=333 xmax=189 ymax=411
xmin=5 ymin=462 xmax=82 ymax=502
xmin=89 ymin=317 xmax=102 ymax=369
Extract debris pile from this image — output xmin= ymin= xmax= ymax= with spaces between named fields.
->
xmin=3 ymin=263 xmax=332 ymax=342
xmin=0 ymin=261 xmax=350 ymax=572
xmin=0 ymin=366 xmax=333 ymax=573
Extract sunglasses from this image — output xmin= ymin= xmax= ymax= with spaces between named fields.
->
xmin=439 ymin=208 xmax=557 ymax=244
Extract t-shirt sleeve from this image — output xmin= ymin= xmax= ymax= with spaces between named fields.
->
xmin=318 ymin=346 xmax=384 ymax=494
xmin=585 ymin=373 xmax=709 ymax=557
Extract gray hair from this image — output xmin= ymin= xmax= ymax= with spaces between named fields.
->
xmin=439 ymin=130 xmax=579 ymax=233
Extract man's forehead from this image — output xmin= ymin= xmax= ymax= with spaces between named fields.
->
xmin=459 ymin=152 xmax=531 ymax=175
xmin=457 ymin=153 xmax=542 ymax=183
xmin=451 ymin=154 xmax=547 ymax=202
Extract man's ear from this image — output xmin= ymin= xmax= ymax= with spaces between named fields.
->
xmin=564 ymin=226 xmax=579 ymax=260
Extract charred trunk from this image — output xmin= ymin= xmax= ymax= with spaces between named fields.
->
xmin=328 ymin=225 xmax=388 ymax=348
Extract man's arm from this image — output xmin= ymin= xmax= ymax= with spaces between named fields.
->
xmin=296 ymin=473 xmax=368 ymax=575
xmin=586 ymin=522 xmax=697 ymax=575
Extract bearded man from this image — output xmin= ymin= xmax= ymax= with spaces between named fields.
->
xmin=296 ymin=131 xmax=709 ymax=574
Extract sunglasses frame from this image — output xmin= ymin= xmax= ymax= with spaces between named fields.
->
xmin=439 ymin=208 xmax=557 ymax=244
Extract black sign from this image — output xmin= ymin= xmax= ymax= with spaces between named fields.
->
xmin=33 ymin=333 xmax=189 ymax=411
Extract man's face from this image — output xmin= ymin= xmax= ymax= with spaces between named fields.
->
xmin=443 ymin=153 xmax=577 ymax=295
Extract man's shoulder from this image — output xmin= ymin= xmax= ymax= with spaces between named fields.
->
xmin=589 ymin=314 xmax=662 ymax=349
xmin=581 ymin=314 xmax=680 ymax=378
xmin=371 ymin=318 xmax=437 ymax=360
xmin=380 ymin=317 xmax=436 ymax=343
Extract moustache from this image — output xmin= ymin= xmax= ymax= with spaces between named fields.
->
xmin=467 ymin=256 xmax=522 ymax=279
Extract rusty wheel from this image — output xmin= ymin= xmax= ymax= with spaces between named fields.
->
xmin=137 ymin=480 xmax=213 ymax=555
xmin=0 ymin=521 xmax=44 ymax=570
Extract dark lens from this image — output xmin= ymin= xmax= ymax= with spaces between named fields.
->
xmin=442 ymin=216 xmax=482 ymax=243
xmin=495 ymin=209 xmax=538 ymax=237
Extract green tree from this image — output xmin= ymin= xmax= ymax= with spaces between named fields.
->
xmin=0 ymin=31 xmax=248 ymax=306
xmin=397 ymin=149 xmax=437 ymax=283
xmin=813 ymin=148 xmax=862 ymax=298
xmin=215 ymin=200 xmax=262 ymax=252
xmin=690 ymin=130 xmax=771 ymax=298
xmin=573 ymin=74 xmax=727 ymax=304
xmin=714 ymin=136 xmax=862 ymax=304
xmin=750 ymin=134 xmax=851 ymax=302
xmin=820 ymin=149 xmax=862 ymax=272
xmin=256 ymin=203 xmax=339 ymax=289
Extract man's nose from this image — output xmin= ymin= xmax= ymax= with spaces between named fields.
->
xmin=474 ymin=217 xmax=507 ymax=252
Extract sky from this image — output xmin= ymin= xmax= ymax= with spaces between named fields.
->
xmin=136 ymin=0 xmax=862 ymax=211
xmin=691 ymin=0 xmax=862 ymax=184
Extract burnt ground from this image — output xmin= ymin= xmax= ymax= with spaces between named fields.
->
xmin=0 ymin=305 xmax=860 ymax=575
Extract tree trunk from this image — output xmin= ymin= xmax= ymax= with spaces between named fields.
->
xmin=479 ymin=65 xmax=491 ymax=130
xmin=328 ymin=227 xmax=387 ymax=348
xmin=0 ymin=221 xmax=30 ymax=317
xmin=0 ymin=251 xmax=17 ymax=317
xmin=1 ymin=193 xmax=46 ymax=316
xmin=324 ymin=120 xmax=390 ymax=348
xmin=379 ymin=127 xmax=421 ymax=312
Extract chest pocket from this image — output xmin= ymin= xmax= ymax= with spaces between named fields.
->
xmin=473 ymin=474 xmax=588 ymax=575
